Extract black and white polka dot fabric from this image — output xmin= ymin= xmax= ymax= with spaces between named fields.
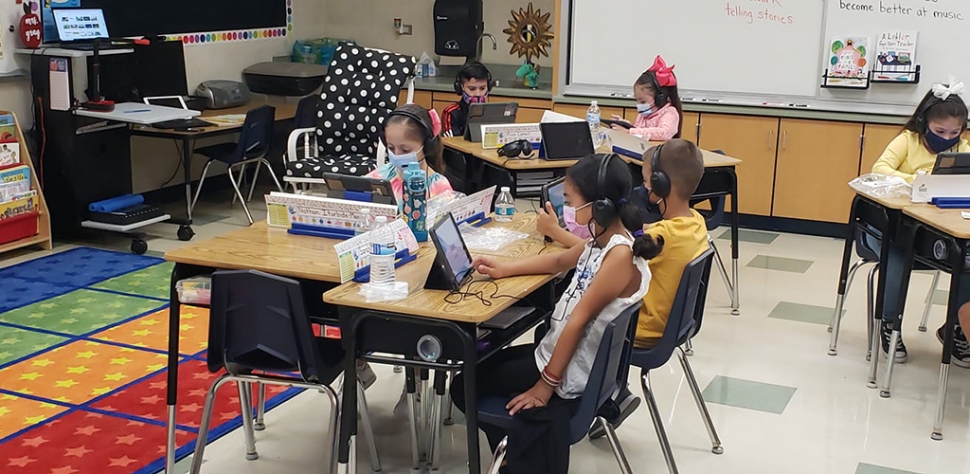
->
xmin=285 ymin=43 xmax=415 ymax=178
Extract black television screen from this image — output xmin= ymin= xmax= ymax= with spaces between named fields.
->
xmin=70 ymin=0 xmax=287 ymax=39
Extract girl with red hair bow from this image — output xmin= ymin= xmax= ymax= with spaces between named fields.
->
xmin=610 ymin=55 xmax=684 ymax=141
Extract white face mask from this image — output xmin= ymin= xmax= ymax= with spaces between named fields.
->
xmin=388 ymin=147 xmax=424 ymax=169
xmin=636 ymin=102 xmax=655 ymax=116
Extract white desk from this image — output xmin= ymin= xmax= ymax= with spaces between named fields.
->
xmin=74 ymin=102 xmax=200 ymax=125
xmin=16 ymin=47 xmax=134 ymax=58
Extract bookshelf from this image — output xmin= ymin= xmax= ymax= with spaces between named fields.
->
xmin=0 ymin=112 xmax=52 ymax=255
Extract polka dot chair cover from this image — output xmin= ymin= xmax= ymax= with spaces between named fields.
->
xmin=286 ymin=43 xmax=415 ymax=178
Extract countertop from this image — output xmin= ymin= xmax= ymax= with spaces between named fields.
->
xmin=413 ymin=64 xmax=553 ymax=100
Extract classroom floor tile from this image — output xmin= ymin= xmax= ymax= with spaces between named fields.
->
xmin=718 ymin=228 xmax=780 ymax=244
xmin=701 ymin=375 xmax=797 ymax=414
xmin=0 ymin=289 xmax=165 ymax=335
xmin=747 ymin=254 xmax=814 ymax=273
xmin=856 ymin=463 xmax=923 ymax=474
xmin=767 ymin=301 xmax=842 ymax=326
xmin=88 ymin=306 xmax=209 ymax=356
xmin=0 ymin=326 xmax=70 ymax=367
xmin=92 ymin=262 xmax=174 ymax=299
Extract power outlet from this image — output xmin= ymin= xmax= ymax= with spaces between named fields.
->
xmin=400 ymin=24 xmax=413 ymax=35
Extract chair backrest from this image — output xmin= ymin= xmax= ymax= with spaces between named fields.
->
xmin=228 ymin=105 xmax=276 ymax=164
xmin=207 ymin=270 xmax=344 ymax=385
xmin=317 ymin=43 xmax=416 ymax=159
xmin=569 ymin=302 xmax=641 ymax=444
xmin=689 ymin=150 xmax=727 ymax=231
xmin=851 ymin=196 xmax=888 ymax=262
xmin=294 ymin=94 xmax=318 ymax=129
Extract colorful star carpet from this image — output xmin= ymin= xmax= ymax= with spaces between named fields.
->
xmin=0 ymin=248 xmax=301 ymax=473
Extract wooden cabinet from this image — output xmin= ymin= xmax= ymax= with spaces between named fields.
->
xmin=399 ymin=90 xmax=433 ymax=110
xmin=860 ymin=123 xmax=901 ymax=175
xmin=553 ymin=103 xmax=623 ymax=122
xmin=772 ymin=119 xmax=863 ymax=223
xmin=697 ymin=114 xmax=779 ymax=216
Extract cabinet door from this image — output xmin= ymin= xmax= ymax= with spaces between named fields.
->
xmin=860 ymin=123 xmax=901 ymax=175
xmin=773 ymin=119 xmax=863 ymax=223
xmin=697 ymin=114 xmax=779 ymax=216
xmin=553 ymin=103 xmax=623 ymax=121
xmin=398 ymin=90 xmax=433 ymax=110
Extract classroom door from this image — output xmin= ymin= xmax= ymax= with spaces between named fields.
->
xmin=773 ymin=119 xmax=863 ymax=223
xmin=697 ymin=114 xmax=779 ymax=216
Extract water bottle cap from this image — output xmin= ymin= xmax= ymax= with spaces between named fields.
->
xmin=500 ymin=186 xmax=511 ymax=192
xmin=591 ymin=100 xmax=598 ymax=106
xmin=375 ymin=215 xmax=388 ymax=223
xmin=361 ymin=207 xmax=371 ymax=214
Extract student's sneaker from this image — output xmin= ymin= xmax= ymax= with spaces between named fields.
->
xmin=588 ymin=393 xmax=641 ymax=439
xmin=936 ymin=326 xmax=970 ymax=369
xmin=880 ymin=323 xmax=908 ymax=363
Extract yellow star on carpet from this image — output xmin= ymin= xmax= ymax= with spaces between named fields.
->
xmin=77 ymin=297 xmax=95 ymax=303
xmin=1 ymin=337 xmax=20 ymax=345
xmin=69 ymin=308 xmax=88 ymax=314
xmin=66 ymin=365 xmax=89 ymax=374
xmin=53 ymin=396 xmax=72 ymax=403
xmin=13 ymin=388 xmax=33 ymax=395
xmin=103 ymin=372 xmax=126 ymax=382
xmin=76 ymin=351 xmax=97 ymax=359
xmin=101 ymin=313 xmax=120 ymax=320
xmin=128 ymin=281 xmax=143 ymax=287
xmin=54 ymin=379 xmax=79 ymax=388
xmin=0 ymin=406 xmax=10 ymax=417
xmin=19 ymin=372 xmax=43 ymax=381
xmin=39 ymin=302 xmax=56 ymax=309
xmin=145 ymin=363 xmax=165 ymax=372
xmin=1 ymin=393 xmax=18 ymax=400
xmin=27 ymin=312 xmax=46 ymax=319
xmin=106 ymin=301 xmax=124 ymax=309
xmin=179 ymin=324 xmax=194 ymax=331
xmin=132 ymin=329 xmax=152 ymax=337
xmin=140 ymin=319 xmax=160 ymax=326
xmin=24 ymin=415 xmax=46 ymax=424
xmin=59 ymin=318 xmax=78 ymax=325
xmin=31 ymin=359 xmax=54 ymax=367
xmin=39 ymin=402 xmax=57 ymax=409
xmin=90 ymin=387 xmax=112 ymax=396
xmin=0 ymin=351 xmax=12 ymax=359
xmin=110 ymin=357 xmax=132 ymax=366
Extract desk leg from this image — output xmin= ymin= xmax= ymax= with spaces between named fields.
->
xmin=933 ymin=239 xmax=966 ymax=440
xmin=728 ymin=167 xmax=740 ymax=316
xmin=165 ymin=265 xmax=185 ymax=474
xmin=337 ymin=321 xmax=358 ymax=473
xmin=462 ymin=329 xmax=481 ymax=474
xmin=879 ymin=219 xmax=915 ymax=398
xmin=829 ymin=196 xmax=860 ymax=356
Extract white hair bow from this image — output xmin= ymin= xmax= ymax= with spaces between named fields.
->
xmin=932 ymin=77 xmax=964 ymax=101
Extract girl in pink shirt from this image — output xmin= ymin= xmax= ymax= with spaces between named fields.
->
xmin=610 ymin=55 xmax=683 ymax=141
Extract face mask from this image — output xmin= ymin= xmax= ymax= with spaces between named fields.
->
xmin=636 ymin=102 xmax=655 ymax=117
xmin=388 ymin=148 xmax=423 ymax=170
xmin=563 ymin=205 xmax=592 ymax=239
xmin=925 ymin=128 xmax=961 ymax=154
xmin=636 ymin=185 xmax=662 ymax=216
xmin=462 ymin=91 xmax=488 ymax=104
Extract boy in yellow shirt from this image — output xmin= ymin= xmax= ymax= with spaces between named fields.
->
xmin=598 ymin=139 xmax=708 ymax=430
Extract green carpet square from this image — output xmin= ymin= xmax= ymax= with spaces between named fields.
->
xmin=92 ymin=262 xmax=174 ymax=299
xmin=0 ymin=327 xmax=69 ymax=366
xmin=0 ymin=289 xmax=165 ymax=335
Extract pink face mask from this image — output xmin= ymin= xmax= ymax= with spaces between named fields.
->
xmin=563 ymin=205 xmax=592 ymax=239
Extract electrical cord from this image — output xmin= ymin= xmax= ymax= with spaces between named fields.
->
xmin=444 ymin=279 xmax=522 ymax=306
xmin=159 ymin=139 xmax=183 ymax=188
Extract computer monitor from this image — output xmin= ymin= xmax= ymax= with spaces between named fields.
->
xmin=53 ymin=8 xmax=109 ymax=43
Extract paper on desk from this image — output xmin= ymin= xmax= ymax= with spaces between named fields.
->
xmin=541 ymin=110 xmax=583 ymax=123
xmin=333 ymin=219 xmax=418 ymax=283
xmin=962 ymin=211 xmax=970 ymax=220
xmin=205 ymin=115 xmax=247 ymax=126
xmin=49 ymin=58 xmax=70 ymax=112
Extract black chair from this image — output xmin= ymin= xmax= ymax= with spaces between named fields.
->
xmin=610 ymin=248 xmax=723 ymax=474
xmin=190 ymin=105 xmax=284 ymax=225
xmin=282 ymin=95 xmax=323 ymax=192
xmin=190 ymin=270 xmax=380 ymax=474
xmin=477 ymin=302 xmax=642 ymax=474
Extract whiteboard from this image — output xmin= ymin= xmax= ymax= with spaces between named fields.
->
xmin=567 ymin=0 xmax=970 ymax=109
xmin=569 ymin=0 xmax=825 ymax=98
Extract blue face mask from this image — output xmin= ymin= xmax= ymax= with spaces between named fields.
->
xmin=925 ymin=128 xmax=961 ymax=154
xmin=636 ymin=102 xmax=655 ymax=117
xmin=388 ymin=148 xmax=423 ymax=170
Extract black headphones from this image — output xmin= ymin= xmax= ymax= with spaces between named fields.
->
xmin=591 ymin=154 xmax=621 ymax=226
xmin=497 ymin=140 xmax=533 ymax=158
xmin=381 ymin=107 xmax=439 ymax=151
xmin=647 ymin=71 xmax=669 ymax=107
xmin=649 ymin=144 xmax=672 ymax=200
xmin=914 ymin=96 xmax=940 ymax=129
xmin=454 ymin=61 xmax=494 ymax=94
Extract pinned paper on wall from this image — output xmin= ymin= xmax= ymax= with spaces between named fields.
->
xmin=49 ymin=58 xmax=70 ymax=111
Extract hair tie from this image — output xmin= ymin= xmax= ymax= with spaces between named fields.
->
xmin=619 ymin=198 xmax=628 ymax=206
xmin=428 ymin=109 xmax=443 ymax=136
xmin=932 ymin=76 xmax=964 ymax=101
xmin=648 ymin=55 xmax=677 ymax=88
xmin=633 ymin=230 xmax=644 ymax=238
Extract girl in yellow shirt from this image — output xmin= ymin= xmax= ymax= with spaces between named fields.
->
xmin=872 ymin=81 xmax=969 ymax=183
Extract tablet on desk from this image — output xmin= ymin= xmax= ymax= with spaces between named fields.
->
xmin=601 ymin=119 xmax=633 ymax=129
xmin=323 ymin=173 xmax=395 ymax=205
xmin=540 ymin=177 xmax=566 ymax=227
xmin=425 ymin=212 xmax=475 ymax=291
xmin=934 ymin=153 xmax=970 ymax=175
xmin=464 ymin=102 xmax=518 ymax=143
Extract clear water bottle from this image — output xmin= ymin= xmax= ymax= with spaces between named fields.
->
xmin=369 ymin=216 xmax=397 ymax=285
xmin=494 ymin=186 xmax=516 ymax=222
xmin=354 ymin=207 xmax=375 ymax=236
xmin=587 ymin=100 xmax=603 ymax=148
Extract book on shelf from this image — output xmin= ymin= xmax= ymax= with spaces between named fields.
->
xmin=828 ymin=36 xmax=870 ymax=87
xmin=874 ymin=31 xmax=918 ymax=81
xmin=0 ymin=189 xmax=37 ymax=221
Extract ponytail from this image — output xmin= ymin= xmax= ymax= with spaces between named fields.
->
xmin=619 ymin=200 xmax=663 ymax=259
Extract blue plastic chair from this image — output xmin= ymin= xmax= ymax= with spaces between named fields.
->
xmin=190 ymin=270 xmax=380 ymax=474
xmin=624 ymin=248 xmax=722 ymax=474
xmin=190 ymin=105 xmax=284 ymax=225
xmin=477 ymin=302 xmax=642 ymax=474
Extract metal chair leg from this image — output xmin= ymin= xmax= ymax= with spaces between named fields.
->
xmin=325 ymin=386 xmax=341 ymax=474
xmin=189 ymin=160 xmax=215 ymax=218
xmin=254 ymin=383 xmax=266 ymax=431
xmin=919 ymin=271 xmax=941 ymax=332
xmin=683 ymin=338 xmax=694 ymax=357
xmin=484 ymin=436 xmax=508 ymax=474
xmin=442 ymin=372 xmax=455 ymax=426
xmin=866 ymin=264 xmax=878 ymax=362
xmin=641 ymin=370 xmax=679 ymax=474
xmin=237 ymin=381 xmax=259 ymax=461
xmin=880 ymin=327 xmax=901 ymax=398
xmin=676 ymin=347 xmax=723 ymax=454
xmin=829 ymin=259 xmax=869 ymax=355
xmin=260 ymin=158 xmax=285 ymax=193
xmin=231 ymin=164 xmax=247 ymax=207
xmin=406 ymin=369 xmax=421 ymax=474
xmin=356 ymin=380 xmax=382 ymax=473
xmin=227 ymin=164 xmax=255 ymax=225
xmin=190 ymin=374 xmax=232 ymax=474
xmin=709 ymin=236 xmax=737 ymax=313
xmin=246 ymin=161 xmax=261 ymax=203
xmin=597 ymin=416 xmax=634 ymax=474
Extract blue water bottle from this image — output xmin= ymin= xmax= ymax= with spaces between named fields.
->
xmin=403 ymin=162 xmax=428 ymax=242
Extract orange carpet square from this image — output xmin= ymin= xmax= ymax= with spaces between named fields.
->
xmin=0 ymin=394 xmax=69 ymax=439
xmin=89 ymin=306 xmax=210 ymax=356
xmin=0 ymin=340 xmax=171 ymax=403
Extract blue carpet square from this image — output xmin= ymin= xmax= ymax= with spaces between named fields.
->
xmin=0 ymin=277 xmax=75 ymax=313
xmin=0 ymin=247 xmax=163 ymax=288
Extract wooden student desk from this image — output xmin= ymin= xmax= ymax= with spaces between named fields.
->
xmin=324 ymin=213 xmax=566 ymax=474
xmin=131 ymin=102 xmax=298 ymax=241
